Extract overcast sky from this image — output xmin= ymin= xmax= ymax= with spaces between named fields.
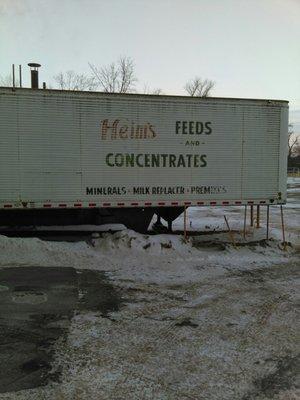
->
xmin=0 ymin=0 xmax=299 ymax=132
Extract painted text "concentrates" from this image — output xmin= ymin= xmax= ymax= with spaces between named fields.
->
xmin=105 ymin=153 xmax=207 ymax=168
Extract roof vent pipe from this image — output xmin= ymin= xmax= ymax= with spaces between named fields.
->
xmin=19 ymin=65 xmax=22 ymax=88
xmin=28 ymin=63 xmax=41 ymax=89
xmin=12 ymin=64 xmax=15 ymax=88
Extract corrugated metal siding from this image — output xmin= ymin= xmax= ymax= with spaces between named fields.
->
xmin=0 ymin=88 xmax=288 ymax=208
xmin=241 ymin=105 xmax=282 ymax=198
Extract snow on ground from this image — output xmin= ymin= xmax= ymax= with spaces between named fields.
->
xmin=0 ymin=227 xmax=296 ymax=286
xmin=0 ymin=180 xmax=299 ymax=399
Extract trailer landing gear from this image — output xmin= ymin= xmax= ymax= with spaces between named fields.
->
xmin=152 ymin=215 xmax=168 ymax=233
xmin=153 ymin=207 xmax=184 ymax=233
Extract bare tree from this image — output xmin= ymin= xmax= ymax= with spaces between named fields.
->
xmin=293 ymin=141 xmax=300 ymax=158
xmin=288 ymin=124 xmax=299 ymax=159
xmin=89 ymin=63 xmax=119 ymax=93
xmin=184 ymin=77 xmax=215 ymax=97
xmin=151 ymin=88 xmax=163 ymax=95
xmin=118 ymin=57 xmax=137 ymax=93
xmin=0 ymin=74 xmax=19 ymax=87
xmin=53 ymin=70 xmax=97 ymax=91
xmin=89 ymin=56 xmax=137 ymax=93
xmin=142 ymin=84 xmax=163 ymax=95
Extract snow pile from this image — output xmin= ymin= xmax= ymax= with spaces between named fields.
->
xmin=0 ymin=235 xmax=99 ymax=269
xmin=0 ymin=227 xmax=295 ymax=287
xmin=92 ymin=229 xmax=295 ymax=284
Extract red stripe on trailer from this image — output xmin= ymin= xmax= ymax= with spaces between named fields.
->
xmin=0 ymin=200 xmax=274 ymax=210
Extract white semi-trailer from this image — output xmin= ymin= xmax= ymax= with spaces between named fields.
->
xmin=0 ymin=87 xmax=288 ymax=231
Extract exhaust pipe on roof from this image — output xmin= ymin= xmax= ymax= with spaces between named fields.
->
xmin=28 ymin=63 xmax=41 ymax=89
